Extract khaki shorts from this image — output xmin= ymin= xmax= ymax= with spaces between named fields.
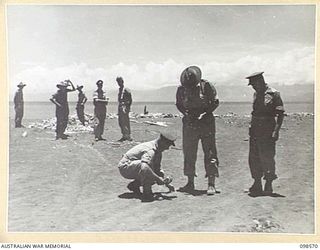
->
xmin=118 ymin=157 xmax=142 ymax=180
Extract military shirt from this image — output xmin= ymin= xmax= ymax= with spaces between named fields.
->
xmin=93 ymin=89 xmax=107 ymax=111
xmin=77 ymin=92 xmax=87 ymax=105
xmin=118 ymin=87 xmax=132 ymax=108
xmin=250 ymin=85 xmax=285 ymax=138
xmin=14 ymin=89 xmax=24 ymax=108
xmin=176 ymin=79 xmax=218 ymax=117
xmin=252 ymin=85 xmax=285 ymax=117
xmin=124 ymin=139 xmax=162 ymax=173
xmin=52 ymin=89 xmax=68 ymax=108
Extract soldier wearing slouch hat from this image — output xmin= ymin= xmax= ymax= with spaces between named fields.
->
xmin=50 ymin=80 xmax=76 ymax=140
xmin=176 ymin=66 xmax=220 ymax=195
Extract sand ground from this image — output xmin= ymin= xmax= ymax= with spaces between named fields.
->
xmin=8 ymin=114 xmax=314 ymax=233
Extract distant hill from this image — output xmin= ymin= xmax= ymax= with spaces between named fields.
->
xmin=21 ymin=84 xmax=314 ymax=103
xmin=123 ymin=84 xmax=314 ymax=103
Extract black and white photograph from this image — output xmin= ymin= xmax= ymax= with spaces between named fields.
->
xmin=6 ymin=4 xmax=315 ymax=235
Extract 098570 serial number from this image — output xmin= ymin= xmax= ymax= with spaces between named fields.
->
xmin=300 ymin=244 xmax=318 ymax=248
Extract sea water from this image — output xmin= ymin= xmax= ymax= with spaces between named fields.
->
xmin=9 ymin=101 xmax=314 ymax=121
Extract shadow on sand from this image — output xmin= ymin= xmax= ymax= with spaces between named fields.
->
xmin=118 ymin=192 xmax=141 ymax=200
xmin=118 ymin=192 xmax=178 ymax=202
xmin=177 ymin=188 xmax=221 ymax=196
xmin=248 ymin=192 xmax=286 ymax=198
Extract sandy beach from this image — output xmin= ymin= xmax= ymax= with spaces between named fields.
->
xmin=8 ymin=112 xmax=314 ymax=233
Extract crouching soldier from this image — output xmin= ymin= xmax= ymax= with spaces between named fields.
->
xmin=118 ymin=132 xmax=176 ymax=202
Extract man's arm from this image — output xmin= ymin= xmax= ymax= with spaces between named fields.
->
xmin=125 ymin=88 xmax=132 ymax=107
xmin=271 ymin=91 xmax=285 ymax=141
xmin=176 ymin=86 xmax=188 ymax=115
xmin=272 ymin=113 xmax=284 ymax=141
xmin=141 ymin=150 xmax=166 ymax=185
xmin=50 ymin=96 xmax=62 ymax=107
xmin=14 ymin=91 xmax=18 ymax=106
xmin=94 ymin=98 xmax=109 ymax=104
xmin=141 ymin=162 xmax=165 ymax=185
xmin=197 ymin=81 xmax=219 ymax=120
xmin=121 ymin=89 xmax=132 ymax=113
xmin=82 ymin=94 xmax=88 ymax=105
xmin=66 ymin=80 xmax=76 ymax=92
xmin=153 ymin=153 xmax=164 ymax=177
xmin=93 ymin=91 xmax=109 ymax=104
xmin=204 ymin=81 xmax=219 ymax=114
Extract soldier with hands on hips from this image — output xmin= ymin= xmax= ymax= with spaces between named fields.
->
xmin=76 ymin=85 xmax=87 ymax=126
xmin=50 ymin=80 xmax=76 ymax=140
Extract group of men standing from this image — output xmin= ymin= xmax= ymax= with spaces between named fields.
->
xmin=48 ymin=77 xmax=132 ymax=141
xmin=14 ymin=66 xmax=285 ymax=202
xmin=118 ymin=66 xmax=284 ymax=202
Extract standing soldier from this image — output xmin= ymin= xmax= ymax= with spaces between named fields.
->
xmin=93 ymin=80 xmax=108 ymax=141
xmin=76 ymin=85 xmax=87 ymax=126
xmin=176 ymin=66 xmax=220 ymax=195
xmin=14 ymin=82 xmax=26 ymax=128
xmin=246 ymin=72 xmax=285 ymax=195
xmin=116 ymin=76 xmax=133 ymax=141
xmin=50 ymin=80 xmax=76 ymax=140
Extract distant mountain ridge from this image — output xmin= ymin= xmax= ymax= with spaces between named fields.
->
xmin=123 ymin=84 xmax=314 ymax=103
xmin=22 ymin=84 xmax=314 ymax=103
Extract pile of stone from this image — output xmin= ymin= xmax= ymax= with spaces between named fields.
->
xmin=286 ymin=112 xmax=314 ymax=120
xmin=251 ymin=218 xmax=282 ymax=233
xmin=28 ymin=114 xmax=94 ymax=133
xmin=130 ymin=112 xmax=182 ymax=119
xmin=27 ymin=112 xmax=180 ymax=133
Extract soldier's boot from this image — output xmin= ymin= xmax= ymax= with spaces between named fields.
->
xmin=56 ymin=133 xmax=68 ymax=140
xmin=127 ymin=180 xmax=141 ymax=195
xmin=264 ymin=180 xmax=273 ymax=195
xmin=249 ymin=178 xmax=263 ymax=194
xmin=121 ymin=134 xmax=133 ymax=141
xmin=207 ymin=175 xmax=216 ymax=196
xmin=126 ymin=136 xmax=133 ymax=142
xmin=96 ymin=136 xmax=106 ymax=141
xmin=141 ymin=185 xmax=154 ymax=202
xmin=60 ymin=134 xmax=68 ymax=139
xmin=178 ymin=176 xmax=195 ymax=192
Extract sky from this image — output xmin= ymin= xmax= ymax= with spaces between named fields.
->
xmin=7 ymin=5 xmax=316 ymax=100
